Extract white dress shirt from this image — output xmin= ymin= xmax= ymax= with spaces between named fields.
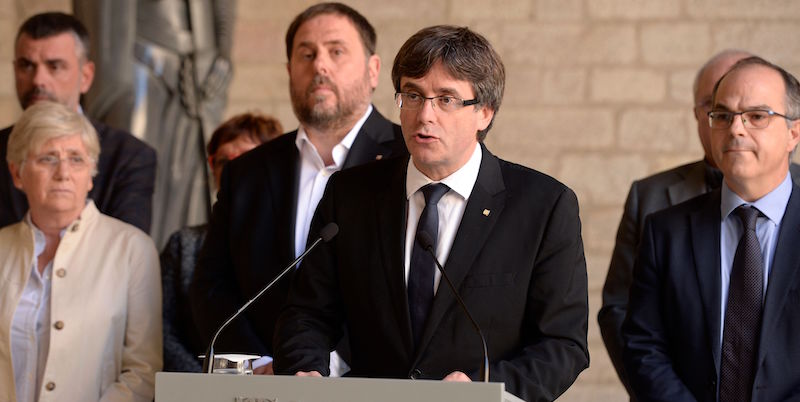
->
xmin=294 ymin=105 xmax=372 ymax=258
xmin=404 ymin=143 xmax=482 ymax=293
xmin=253 ymin=106 xmax=372 ymax=376
xmin=718 ymin=172 xmax=791 ymax=345
xmin=10 ymin=216 xmax=62 ymax=402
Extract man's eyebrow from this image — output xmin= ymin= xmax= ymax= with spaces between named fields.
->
xmin=400 ymin=82 xmax=463 ymax=97
xmin=712 ymin=102 xmax=774 ymax=111
xmin=401 ymin=82 xmax=423 ymax=92
xmin=296 ymin=39 xmax=347 ymax=50
xmin=323 ymin=39 xmax=346 ymax=48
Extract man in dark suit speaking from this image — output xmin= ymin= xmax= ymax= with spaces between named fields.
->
xmin=0 ymin=12 xmax=155 ymax=232
xmin=624 ymin=56 xmax=800 ymax=401
xmin=190 ymin=3 xmax=406 ymax=375
xmin=274 ymin=25 xmax=589 ymax=402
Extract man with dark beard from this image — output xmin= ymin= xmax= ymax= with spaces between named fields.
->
xmin=189 ymin=3 xmax=406 ymax=375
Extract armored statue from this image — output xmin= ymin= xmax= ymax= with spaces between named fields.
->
xmin=74 ymin=0 xmax=235 ymax=246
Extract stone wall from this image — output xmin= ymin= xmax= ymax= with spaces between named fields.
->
xmin=4 ymin=1 xmax=800 ymax=400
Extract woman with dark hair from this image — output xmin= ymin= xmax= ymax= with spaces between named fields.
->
xmin=160 ymin=112 xmax=282 ymax=372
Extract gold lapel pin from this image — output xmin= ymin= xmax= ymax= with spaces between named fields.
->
xmin=482 ymin=209 xmax=490 ymax=216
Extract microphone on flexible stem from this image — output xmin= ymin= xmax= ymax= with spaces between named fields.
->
xmin=201 ymin=222 xmax=339 ymax=373
xmin=417 ymin=231 xmax=490 ymax=383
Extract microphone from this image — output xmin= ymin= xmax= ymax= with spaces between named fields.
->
xmin=202 ymin=222 xmax=339 ymax=373
xmin=417 ymin=231 xmax=490 ymax=383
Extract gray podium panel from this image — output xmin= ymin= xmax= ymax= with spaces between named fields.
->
xmin=156 ymin=372 xmax=524 ymax=402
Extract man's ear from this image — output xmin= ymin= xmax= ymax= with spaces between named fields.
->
xmin=367 ymin=54 xmax=380 ymax=90
xmin=476 ymin=106 xmax=495 ymax=132
xmin=79 ymin=60 xmax=95 ymax=94
xmin=787 ymin=119 xmax=800 ymax=154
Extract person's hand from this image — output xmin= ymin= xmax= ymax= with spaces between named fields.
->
xmin=295 ymin=371 xmax=322 ymax=377
xmin=442 ymin=371 xmax=472 ymax=382
xmin=253 ymin=362 xmax=273 ymax=375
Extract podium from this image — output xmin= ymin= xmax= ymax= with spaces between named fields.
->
xmin=156 ymin=372 xmax=524 ymax=402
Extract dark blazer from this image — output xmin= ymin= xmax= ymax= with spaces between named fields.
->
xmin=190 ymin=108 xmax=407 ymax=356
xmin=273 ymin=145 xmax=589 ymax=402
xmin=0 ymin=120 xmax=156 ymax=232
xmin=623 ymin=185 xmax=800 ymax=402
xmin=599 ymin=160 xmax=800 ymax=396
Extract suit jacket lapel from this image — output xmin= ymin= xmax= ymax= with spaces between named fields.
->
xmin=668 ymin=161 xmax=707 ymax=206
xmin=344 ymin=107 xmax=402 ymax=168
xmin=757 ymin=185 xmax=800 ymax=367
xmin=413 ymin=145 xmax=506 ymax=363
xmin=267 ymin=133 xmax=301 ymax=265
xmin=375 ymin=158 xmax=415 ymax=353
xmin=689 ymin=190 xmax=722 ymax=372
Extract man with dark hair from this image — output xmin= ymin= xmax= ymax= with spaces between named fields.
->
xmin=624 ymin=56 xmax=800 ymax=401
xmin=274 ymin=25 xmax=588 ymax=401
xmin=0 ymin=12 xmax=156 ymax=231
xmin=190 ymin=2 xmax=406 ymax=375
xmin=599 ymin=50 xmax=800 ymax=400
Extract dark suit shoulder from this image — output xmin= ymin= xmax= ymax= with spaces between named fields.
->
xmin=496 ymin=157 xmax=572 ymax=194
xmin=632 ymin=160 xmax=704 ymax=193
xmin=223 ymin=131 xmax=299 ymax=181
xmin=327 ymin=154 xmax=407 ymax=190
xmin=92 ymin=120 xmax=155 ymax=157
xmin=646 ymin=189 xmax=717 ymax=228
xmin=243 ymin=131 xmax=299 ymax=160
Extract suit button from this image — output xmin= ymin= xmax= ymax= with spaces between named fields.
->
xmin=45 ymin=382 xmax=55 ymax=391
xmin=56 ymin=268 xmax=66 ymax=278
xmin=410 ymin=369 xmax=422 ymax=379
xmin=53 ymin=321 xmax=64 ymax=330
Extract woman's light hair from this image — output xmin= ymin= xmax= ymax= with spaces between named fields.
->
xmin=7 ymin=101 xmax=100 ymax=175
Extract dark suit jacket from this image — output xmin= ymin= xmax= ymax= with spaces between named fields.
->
xmin=623 ymin=185 xmax=800 ymax=402
xmin=599 ymin=160 xmax=800 ymax=397
xmin=189 ymin=108 xmax=407 ymax=357
xmin=273 ymin=145 xmax=589 ymax=402
xmin=0 ymin=120 xmax=156 ymax=232
xmin=160 ymin=224 xmax=207 ymax=372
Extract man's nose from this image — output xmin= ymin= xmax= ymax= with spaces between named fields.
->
xmin=416 ymin=97 xmax=437 ymax=122
xmin=728 ymin=113 xmax=748 ymax=136
xmin=31 ymin=65 xmax=50 ymax=86
xmin=313 ymin=53 xmax=331 ymax=75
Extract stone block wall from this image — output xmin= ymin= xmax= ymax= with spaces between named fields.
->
xmin=4 ymin=1 xmax=800 ymax=400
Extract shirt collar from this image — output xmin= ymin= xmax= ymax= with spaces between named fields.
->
xmin=721 ymin=171 xmax=793 ymax=225
xmin=294 ymin=104 xmax=373 ymax=168
xmin=406 ymin=143 xmax=483 ymax=201
xmin=24 ymin=213 xmax=67 ymax=260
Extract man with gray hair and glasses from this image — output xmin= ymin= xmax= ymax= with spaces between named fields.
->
xmin=598 ymin=49 xmax=800 ymax=399
xmin=274 ymin=25 xmax=588 ymax=402
xmin=624 ymin=56 xmax=800 ymax=401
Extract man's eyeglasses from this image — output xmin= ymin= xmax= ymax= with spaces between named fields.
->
xmin=395 ymin=92 xmax=479 ymax=113
xmin=707 ymin=109 xmax=794 ymax=129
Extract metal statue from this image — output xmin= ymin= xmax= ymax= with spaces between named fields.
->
xmin=74 ymin=0 xmax=235 ymax=246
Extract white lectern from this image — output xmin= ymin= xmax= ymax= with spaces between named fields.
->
xmin=156 ymin=372 xmax=524 ymax=402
